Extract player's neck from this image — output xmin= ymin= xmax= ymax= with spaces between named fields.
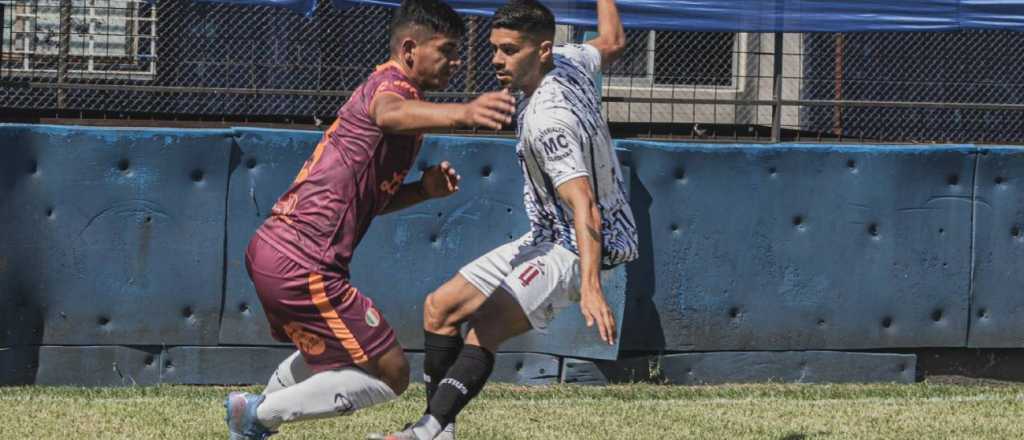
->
xmin=523 ymin=62 xmax=555 ymax=97
xmin=386 ymin=58 xmax=419 ymax=88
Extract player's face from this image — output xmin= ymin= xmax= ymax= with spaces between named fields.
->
xmin=490 ymin=28 xmax=548 ymax=92
xmin=413 ymin=34 xmax=462 ymax=90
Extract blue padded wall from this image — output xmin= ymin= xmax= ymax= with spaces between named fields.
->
xmin=220 ymin=127 xmax=321 ymax=346
xmin=563 ymin=351 xmax=917 ymax=385
xmin=8 ymin=124 xmax=1024 ymax=386
xmin=0 ymin=346 xmax=559 ymax=386
xmin=0 ymin=124 xmax=232 ymax=346
xmin=968 ymin=146 xmax=1024 ymax=348
xmin=618 ymin=141 xmax=975 ymax=351
xmin=0 ymin=347 xmax=38 ymax=385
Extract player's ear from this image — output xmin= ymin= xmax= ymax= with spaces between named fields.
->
xmin=539 ymin=40 xmax=554 ymax=64
xmin=401 ymin=37 xmax=418 ymax=69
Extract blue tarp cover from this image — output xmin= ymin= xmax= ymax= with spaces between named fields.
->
xmin=202 ymin=0 xmax=1024 ymax=32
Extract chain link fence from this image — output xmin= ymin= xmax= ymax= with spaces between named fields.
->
xmin=2 ymin=0 xmax=1023 ymax=143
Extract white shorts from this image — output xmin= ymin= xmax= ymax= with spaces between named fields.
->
xmin=458 ymin=233 xmax=581 ymax=332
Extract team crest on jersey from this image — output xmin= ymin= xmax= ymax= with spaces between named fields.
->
xmin=283 ymin=322 xmax=325 ymax=355
xmin=365 ymin=308 xmax=381 ymax=327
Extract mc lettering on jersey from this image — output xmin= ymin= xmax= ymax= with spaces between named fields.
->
xmin=537 ymin=126 xmax=573 ymax=158
xmin=541 ymin=134 xmax=570 ymax=156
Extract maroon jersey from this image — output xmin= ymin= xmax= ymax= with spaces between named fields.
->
xmin=257 ymin=61 xmax=423 ymax=275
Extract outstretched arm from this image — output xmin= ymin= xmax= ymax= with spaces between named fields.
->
xmin=371 ymin=91 xmax=515 ymax=134
xmin=585 ymin=0 xmax=627 ymax=68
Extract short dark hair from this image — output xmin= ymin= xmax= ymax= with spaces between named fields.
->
xmin=390 ymin=0 xmax=466 ymax=47
xmin=492 ymin=0 xmax=555 ymax=41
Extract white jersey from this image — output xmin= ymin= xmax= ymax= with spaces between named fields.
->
xmin=515 ymin=43 xmax=639 ymax=268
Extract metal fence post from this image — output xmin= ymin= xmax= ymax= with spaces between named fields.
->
xmin=770 ymin=32 xmax=783 ymax=142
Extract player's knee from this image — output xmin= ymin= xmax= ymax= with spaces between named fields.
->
xmin=423 ymin=292 xmax=445 ymax=332
xmin=424 ymin=291 xmax=460 ymax=333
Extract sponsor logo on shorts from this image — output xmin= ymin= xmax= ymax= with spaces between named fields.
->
xmin=365 ymin=308 xmax=381 ymax=328
xmin=283 ymin=322 xmax=326 ymax=356
xmin=519 ymin=262 xmax=545 ymax=287
xmin=333 ymin=393 xmax=355 ymax=415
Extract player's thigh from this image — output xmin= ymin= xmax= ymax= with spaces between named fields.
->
xmin=426 ymin=235 xmax=531 ymax=331
xmin=464 ymin=287 xmax=534 ymax=351
xmin=424 ymin=273 xmax=489 ymax=332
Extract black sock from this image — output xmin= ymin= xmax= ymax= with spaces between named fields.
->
xmin=427 ymin=344 xmax=495 ymax=427
xmin=423 ymin=331 xmax=463 ymax=411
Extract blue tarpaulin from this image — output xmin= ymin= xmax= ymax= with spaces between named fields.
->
xmin=203 ymin=0 xmax=1024 ymax=32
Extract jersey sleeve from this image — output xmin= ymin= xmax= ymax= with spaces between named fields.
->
xmin=525 ymin=110 xmax=590 ymax=188
xmin=364 ymin=69 xmax=423 ymax=123
xmin=373 ymin=76 xmax=421 ymax=102
xmin=555 ymin=43 xmax=602 ymax=79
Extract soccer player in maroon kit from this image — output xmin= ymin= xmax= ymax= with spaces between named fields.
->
xmin=224 ymin=1 xmax=515 ymax=438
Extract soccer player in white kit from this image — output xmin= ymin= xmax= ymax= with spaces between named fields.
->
xmin=371 ymin=1 xmax=636 ymax=438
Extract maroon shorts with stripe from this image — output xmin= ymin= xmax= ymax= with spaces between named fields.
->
xmin=244 ymin=236 xmax=397 ymax=373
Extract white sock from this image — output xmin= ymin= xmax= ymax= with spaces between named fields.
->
xmin=263 ymin=351 xmax=313 ymax=395
xmin=255 ymin=366 xmax=397 ymax=428
xmin=411 ymin=414 xmax=443 ymax=440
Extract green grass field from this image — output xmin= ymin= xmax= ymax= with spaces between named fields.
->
xmin=1 ymin=382 xmax=1022 ymax=439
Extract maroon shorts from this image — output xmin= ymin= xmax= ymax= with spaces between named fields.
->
xmin=245 ymin=236 xmax=397 ymax=373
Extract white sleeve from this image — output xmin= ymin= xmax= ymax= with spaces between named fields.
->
xmin=526 ymin=111 xmax=590 ymax=188
xmin=555 ymin=44 xmax=602 ymax=78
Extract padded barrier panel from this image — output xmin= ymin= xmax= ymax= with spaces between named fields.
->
xmin=162 ymin=346 xmax=295 ymax=385
xmin=4 ymin=346 xmax=559 ymax=386
xmin=220 ymin=127 xmax=320 ymax=345
xmin=618 ymin=141 xmax=975 ymax=352
xmin=167 ymin=348 xmax=558 ymax=385
xmin=32 ymin=346 xmax=163 ymax=386
xmin=563 ymin=351 xmax=917 ymax=385
xmin=17 ymin=346 xmax=288 ymax=386
xmin=407 ymin=352 xmax=561 ymax=385
xmin=915 ymin=348 xmax=1024 ymax=382
xmin=968 ymin=147 xmax=1024 ymax=348
xmin=0 ymin=124 xmax=232 ymax=346
xmin=350 ymin=136 xmax=624 ymax=359
xmin=0 ymin=347 xmax=38 ymax=385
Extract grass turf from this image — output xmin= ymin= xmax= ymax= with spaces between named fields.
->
xmin=1 ymin=382 xmax=1022 ymax=439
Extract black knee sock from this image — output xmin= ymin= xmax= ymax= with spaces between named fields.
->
xmin=423 ymin=331 xmax=463 ymax=411
xmin=427 ymin=345 xmax=495 ymax=427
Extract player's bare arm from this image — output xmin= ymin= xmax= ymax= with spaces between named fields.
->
xmin=381 ymin=161 xmax=461 ymax=214
xmin=584 ymin=0 xmax=626 ymax=69
xmin=371 ymin=90 xmax=515 ymax=134
xmin=557 ymin=176 xmax=617 ymax=345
